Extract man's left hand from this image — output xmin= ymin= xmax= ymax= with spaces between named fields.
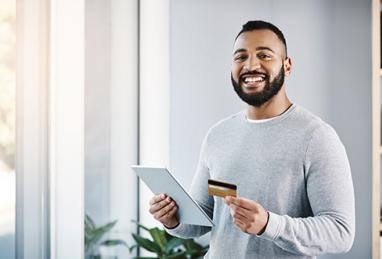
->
xmin=224 ymin=196 xmax=269 ymax=235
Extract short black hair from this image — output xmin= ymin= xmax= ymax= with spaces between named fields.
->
xmin=235 ymin=20 xmax=287 ymax=56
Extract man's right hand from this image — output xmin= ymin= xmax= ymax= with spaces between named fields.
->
xmin=149 ymin=193 xmax=179 ymax=228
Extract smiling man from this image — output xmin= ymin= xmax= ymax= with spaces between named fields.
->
xmin=149 ymin=20 xmax=355 ymax=258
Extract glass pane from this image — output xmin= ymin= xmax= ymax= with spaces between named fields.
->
xmin=84 ymin=2 xmax=138 ymax=258
xmin=0 ymin=0 xmax=15 ymax=258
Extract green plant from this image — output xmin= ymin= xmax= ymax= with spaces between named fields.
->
xmin=130 ymin=221 xmax=209 ymax=259
xmin=85 ymin=214 xmax=129 ymax=259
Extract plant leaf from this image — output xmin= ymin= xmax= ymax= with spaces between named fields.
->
xmin=90 ymin=220 xmax=117 ymax=242
xmin=85 ymin=214 xmax=96 ymax=229
xmin=183 ymin=239 xmax=203 ymax=251
xmin=86 ymin=230 xmax=105 ymax=248
xmin=165 ymin=238 xmax=186 ymax=253
xmin=149 ymin=227 xmax=167 ymax=252
xmin=183 ymin=240 xmax=209 ymax=258
xmin=132 ymin=233 xmax=161 ymax=254
xmin=86 ymin=220 xmax=118 ymax=252
xmin=166 ymin=250 xmax=188 ymax=259
xmin=97 ymin=220 xmax=118 ymax=234
xmin=188 ymin=249 xmax=208 ymax=258
xmin=131 ymin=220 xmax=150 ymax=232
xmin=132 ymin=257 xmax=158 ymax=259
xmin=101 ymin=239 xmax=129 ymax=247
xmin=85 ymin=214 xmax=96 ymax=252
xmin=129 ymin=244 xmax=137 ymax=253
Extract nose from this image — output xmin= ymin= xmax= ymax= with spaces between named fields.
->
xmin=244 ymin=55 xmax=260 ymax=71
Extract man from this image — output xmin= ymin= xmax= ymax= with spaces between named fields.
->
xmin=149 ymin=20 xmax=355 ymax=258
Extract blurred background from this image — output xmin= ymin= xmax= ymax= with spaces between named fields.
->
xmin=0 ymin=0 xmax=15 ymax=258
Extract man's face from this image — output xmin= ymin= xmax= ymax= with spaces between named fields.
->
xmin=231 ymin=29 xmax=291 ymax=107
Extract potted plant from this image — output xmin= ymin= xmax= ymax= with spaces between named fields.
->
xmin=130 ymin=221 xmax=209 ymax=259
xmin=85 ymin=214 xmax=129 ymax=259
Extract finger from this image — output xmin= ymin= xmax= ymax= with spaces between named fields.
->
xmin=149 ymin=193 xmax=166 ymax=205
xmin=233 ymin=217 xmax=245 ymax=226
xmin=149 ymin=197 xmax=172 ymax=214
xmin=155 ymin=201 xmax=176 ymax=219
xmin=224 ymin=196 xmax=234 ymax=205
xmin=229 ymin=204 xmax=246 ymax=217
xmin=233 ymin=218 xmax=248 ymax=232
xmin=158 ymin=204 xmax=177 ymax=221
xmin=236 ymin=206 xmax=255 ymax=220
xmin=150 ymin=197 xmax=172 ymax=214
xmin=232 ymin=211 xmax=248 ymax=223
xmin=230 ymin=197 xmax=259 ymax=211
xmin=230 ymin=204 xmax=251 ymax=220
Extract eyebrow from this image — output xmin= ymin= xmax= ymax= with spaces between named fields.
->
xmin=256 ymin=46 xmax=275 ymax=53
xmin=233 ymin=46 xmax=275 ymax=56
xmin=233 ymin=48 xmax=247 ymax=55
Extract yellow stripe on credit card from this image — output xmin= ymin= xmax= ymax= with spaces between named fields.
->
xmin=208 ymin=179 xmax=237 ymax=197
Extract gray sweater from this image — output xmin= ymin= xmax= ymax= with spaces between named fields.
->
xmin=166 ymin=104 xmax=355 ymax=259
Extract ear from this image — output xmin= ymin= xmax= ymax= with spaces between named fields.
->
xmin=283 ymin=57 xmax=292 ymax=76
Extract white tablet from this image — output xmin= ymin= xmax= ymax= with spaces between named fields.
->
xmin=131 ymin=165 xmax=214 ymax=227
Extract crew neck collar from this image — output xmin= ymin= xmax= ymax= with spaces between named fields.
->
xmin=242 ymin=103 xmax=297 ymax=127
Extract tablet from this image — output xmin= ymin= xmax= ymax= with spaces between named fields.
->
xmin=131 ymin=165 xmax=214 ymax=227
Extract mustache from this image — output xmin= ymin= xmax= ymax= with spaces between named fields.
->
xmin=239 ymin=71 xmax=269 ymax=82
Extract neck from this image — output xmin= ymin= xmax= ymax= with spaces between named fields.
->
xmin=247 ymin=87 xmax=292 ymax=120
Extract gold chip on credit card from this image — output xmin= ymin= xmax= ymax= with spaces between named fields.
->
xmin=208 ymin=179 xmax=237 ymax=197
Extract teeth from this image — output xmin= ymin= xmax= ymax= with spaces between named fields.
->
xmin=244 ymin=76 xmax=264 ymax=83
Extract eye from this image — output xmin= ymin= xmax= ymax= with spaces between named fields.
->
xmin=258 ymin=53 xmax=271 ymax=60
xmin=234 ymin=54 xmax=247 ymax=62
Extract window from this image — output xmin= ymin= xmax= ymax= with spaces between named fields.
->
xmin=0 ymin=1 xmax=16 ymax=258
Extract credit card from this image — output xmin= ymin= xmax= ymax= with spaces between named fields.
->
xmin=208 ymin=179 xmax=237 ymax=197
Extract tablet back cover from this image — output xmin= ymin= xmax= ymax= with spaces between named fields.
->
xmin=132 ymin=166 xmax=213 ymax=227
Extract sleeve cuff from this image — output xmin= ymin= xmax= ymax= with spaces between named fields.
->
xmin=258 ymin=211 xmax=282 ymax=241
xmin=164 ymin=222 xmax=184 ymax=235
xmin=164 ymin=222 xmax=180 ymax=230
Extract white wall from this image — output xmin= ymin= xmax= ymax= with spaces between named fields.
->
xmin=169 ymin=0 xmax=371 ymax=258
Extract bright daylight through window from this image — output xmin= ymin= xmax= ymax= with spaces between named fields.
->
xmin=0 ymin=0 xmax=15 ymax=258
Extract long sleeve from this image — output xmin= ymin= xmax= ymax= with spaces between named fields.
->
xmin=259 ymin=124 xmax=355 ymax=256
xmin=165 ymin=134 xmax=215 ymax=238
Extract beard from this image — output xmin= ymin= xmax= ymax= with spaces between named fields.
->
xmin=231 ymin=65 xmax=285 ymax=107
